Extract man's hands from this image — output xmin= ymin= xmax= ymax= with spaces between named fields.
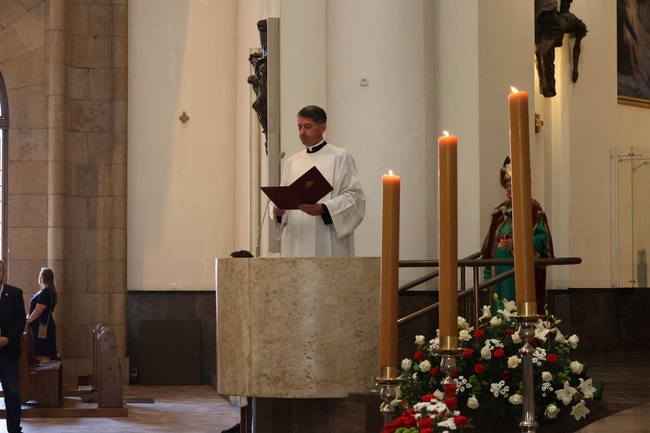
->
xmin=273 ymin=205 xmax=285 ymax=217
xmin=273 ymin=204 xmax=324 ymax=217
xmin=298 ymin=203 xmax=324 ymax=216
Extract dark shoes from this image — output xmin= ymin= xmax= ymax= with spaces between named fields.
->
xmin=222 ymin=424 xmax=240 ymax=433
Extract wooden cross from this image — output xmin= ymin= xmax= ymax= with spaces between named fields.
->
xmin=179 ymin=111 xmax=190 ymax=124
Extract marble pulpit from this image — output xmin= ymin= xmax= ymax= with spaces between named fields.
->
xmin=215 ymin=257 xmax=380 ymax=398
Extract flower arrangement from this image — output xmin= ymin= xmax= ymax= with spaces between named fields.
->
xmin=396 ymin=300 xmax=598 ymax=424
xmin=382 ymin=384 xmax=472 ymax=433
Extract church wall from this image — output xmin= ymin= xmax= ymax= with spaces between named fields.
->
xmin=127 ymin=0 xmax=237 ymax=291
xmin=0 ymin=0 xmax=129 ymax=385
xmin=543 ymin=0 xmax=618 ymax=287
xmin=325 ymin=0 xmax=435 ymax=285
xmin=436 ymin=1 xmax=480 ymax=261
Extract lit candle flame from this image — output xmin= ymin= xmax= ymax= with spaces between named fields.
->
xmin=511 ymin=86 xmax=519 ymax=93
xmin=388 ymin=170 xmax=394 ymax=176
xmin=443 ymin=131 xmax=450 ymax=137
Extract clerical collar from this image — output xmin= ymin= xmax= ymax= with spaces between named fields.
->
xmin=306 ymin=140 xmax=327 ymax=153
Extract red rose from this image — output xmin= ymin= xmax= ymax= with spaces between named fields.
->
xmin=444 ymin=396 xmax=457 ymax=410
xmin=547 ymin=353 xmax=558 ymax=364
xmin=421 ymin=428 xmax=433 ymax=433
xmin=421 ymin=394 xmax=436 ymax=402
xmin=454 ymin=415 xmax=470 ymax=427
xmin=506 ymin=329 xmax=515 ymax=336
xmin=463 ymin=348 xmax=475 ymax=359
xmin=474 ymin=363 xmax=485 ymax=374
xmin=414 ymin=350 xmax=423 ymax=361
xmin=443 ymin=384 xmax=458 ymax=397
xmin=392 ymin=412 xmax=416 ymax=428
xmin=451 ymin=369 xmax=459 ymax=378
xmin=474 ymin=329 xmax=484 ymax=339
xmin=430 ymin=366 xmax=439 ymax=376
xmin=494 ymin=348 xmax=505 ymax=358
xmin=419 ymin=417 xmax=433 ymax=428
xmin=501 ymin=370 xmax=511 ymax=381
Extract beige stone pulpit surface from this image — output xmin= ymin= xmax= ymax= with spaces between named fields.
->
xmin=216 ymin=257 xmax=380 ymax=398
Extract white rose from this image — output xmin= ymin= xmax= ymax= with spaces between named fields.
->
xmin=545 ymin=403 xmax=560 ymax=419
xmin=401 ymin=358 xmax=413 ymax=371
xmin=434 ymin=389 xmax=445 ymax=401
xmin=570 ymin=360 xmax=584 ymax=374
xmin=568 ymin=334 xmax=579 ymax=349
xmin=419 ymin=360 xmax=432 ymax=373
xmin=480 ymin=346 xmax=492 ymax=360
xmin=509 ymin=394 xmax=523 ymax=405
xmin=458 ymin=316 xmax=469 ymax=329
xmin=507 ymin=355 xmax=520 ymax=368
xmin=490 ymin=316 xmax=502 ymax=326
xmin=511 ymin=331 xmax=522 ymax=344
xmin=542 ymin=371 xmax=553 ymax=382
xmin=415 ymin=335 xmax=425 ymax=345
xmin=459 ymin=329 xmax=471 ymax=341
xmin=467 ymin=395 xmax=479 ymax=409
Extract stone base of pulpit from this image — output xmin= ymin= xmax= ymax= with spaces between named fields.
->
xmin=244 ymin=394 xmax=384 ymax=433
xmin=216 ymin=257 xmax=381 ymax=432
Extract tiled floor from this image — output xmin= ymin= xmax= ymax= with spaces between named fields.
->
xmin=573 ymin=351 xmax=650 ymax=433
xmin=16 ymin=385 xmax=240 ymax=433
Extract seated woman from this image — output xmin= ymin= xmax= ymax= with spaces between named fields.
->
xmin=25 ymin=268 xmax=58 ymax=363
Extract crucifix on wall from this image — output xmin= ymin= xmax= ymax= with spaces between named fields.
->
xmin=535 ymin=0 xmax=588 ymax=97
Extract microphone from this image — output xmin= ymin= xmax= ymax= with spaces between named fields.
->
xmin=256 ymin=151 xmax=286 ymax=257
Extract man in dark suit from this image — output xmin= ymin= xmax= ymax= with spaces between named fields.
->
xmin=0 ymin=260 xmax=26 ymax=433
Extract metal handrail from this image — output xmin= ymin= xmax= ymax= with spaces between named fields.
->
xmin=397 ymin=256 xmax=582 ymax=326
xmin=398 ymin=252 xmax=481 ymax=292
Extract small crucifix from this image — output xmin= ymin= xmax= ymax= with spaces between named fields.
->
xmin=179 ymin=111 xmax=190 ymax=124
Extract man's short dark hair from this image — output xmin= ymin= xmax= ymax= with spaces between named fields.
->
xmin=297 ymin=105 xmax=327 ymax=124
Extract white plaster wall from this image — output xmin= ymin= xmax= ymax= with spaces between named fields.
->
xmin=554 ymin=0 xmax=617 ymax=287
xmin=436 ymin=1 xmax=481 ymax=259
xmin=326 ymin=0 xmax=433 ymax=285
xmin=128 ymin=0 xmax=237 ymax=291
xmin=278 ymin=0 xmax=327 ymax=160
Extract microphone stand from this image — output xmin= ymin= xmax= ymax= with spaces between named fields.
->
xmin=256 ymin=198 xmax=270 ymax=257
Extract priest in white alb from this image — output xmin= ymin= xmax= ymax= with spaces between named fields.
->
xmin=273 ymin=105 xmax=366 ymax=257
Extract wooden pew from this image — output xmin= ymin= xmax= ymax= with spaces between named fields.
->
xmin=79 ymin=324 xmax=123 ymax=408
xmin=17 ymin=330 xmax=62 ymax=408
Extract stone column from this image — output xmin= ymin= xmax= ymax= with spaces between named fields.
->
xmin=46 ymin=0 xmax=67 ymax=367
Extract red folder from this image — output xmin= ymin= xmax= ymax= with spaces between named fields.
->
xmin=261 ymin=166 xmax=333 ymax=210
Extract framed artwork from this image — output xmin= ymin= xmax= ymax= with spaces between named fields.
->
xmin=618 ymin=0 xmax=650 ymax=108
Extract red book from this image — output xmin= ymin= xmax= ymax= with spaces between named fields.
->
xmin=261 ymin=166 xmax=333 ymax=210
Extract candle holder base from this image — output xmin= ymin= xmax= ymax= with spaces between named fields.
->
xmin=374 ymin=376 xmax=404 ymax=427
xmin=433 ymin=348 xmax=463 ymax=387
xmin=513 ymin=315 xmax=542 ymax=433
